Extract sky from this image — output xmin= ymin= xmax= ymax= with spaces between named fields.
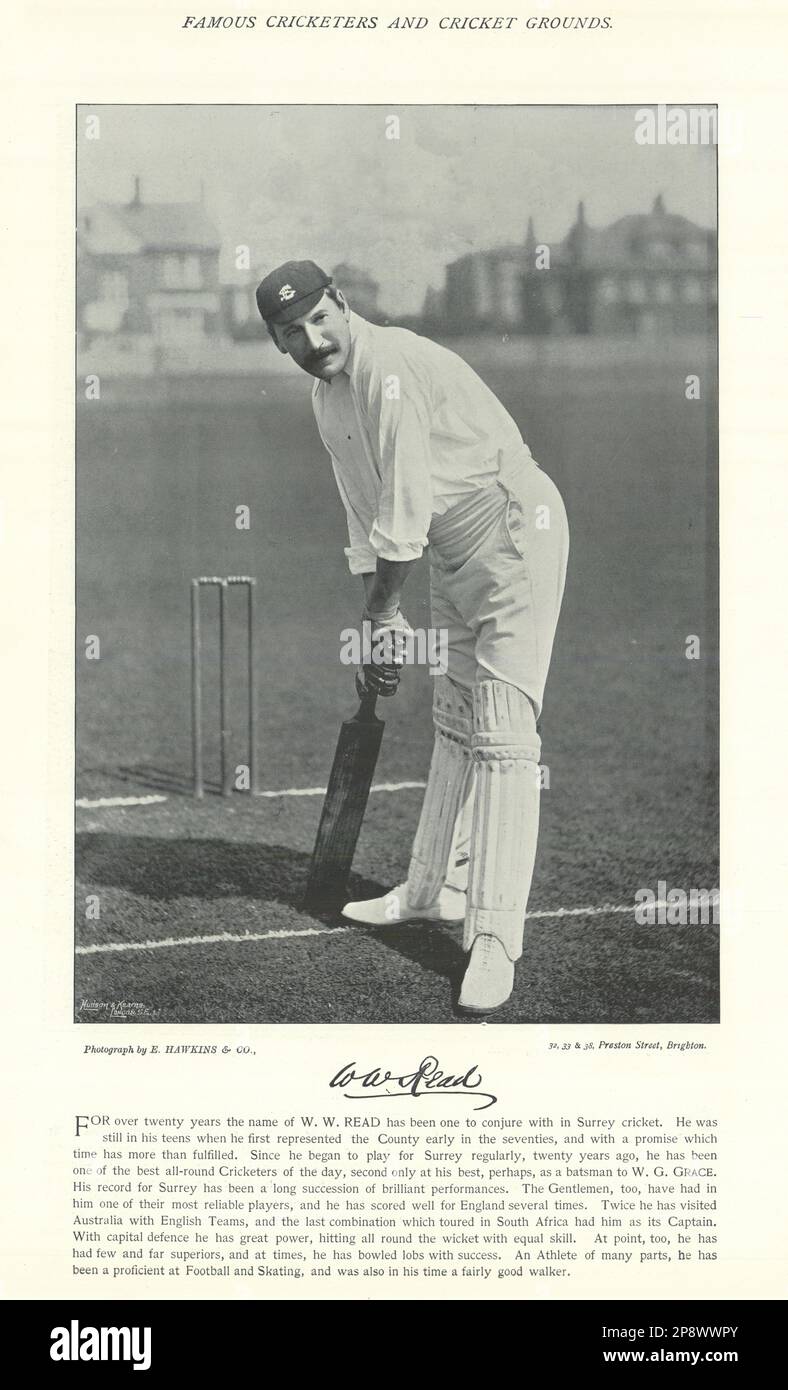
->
xmin=78 ymin=105 xmax=717 ymax=314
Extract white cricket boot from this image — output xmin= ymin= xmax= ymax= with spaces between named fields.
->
xmin=342 ymin=881 xmax=466 ymax=927
xmin=458 ymin=934 xmax=515 ymax=1012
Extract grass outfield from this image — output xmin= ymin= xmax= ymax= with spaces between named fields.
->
xmin=76 ymin=339 xmax=718 ymax=1024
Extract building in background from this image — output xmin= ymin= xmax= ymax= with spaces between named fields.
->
xmin=440 ymin=196 xmax=716 ymax=336
xmin=330 ymin=263 xmax=384 ymax=322
xmin=77 ymin=183 xmax=715 ymax=372
xmin=441 ymin=242 xmax=531 ymax=334
xmin=77 ymin=178 xmax=222 ymax=346
xmin=221 ymin=276 xmax=266 ymax=341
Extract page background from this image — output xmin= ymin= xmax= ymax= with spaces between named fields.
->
xmin=2 ymin=0 xmax=785 ymax=1299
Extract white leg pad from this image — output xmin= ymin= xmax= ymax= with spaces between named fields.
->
xmin=464 ymin=680 xmax=542 ymax=962
xmin=406 ymin=676 xmax=473 ymax=910
xmin=444 ymin=787 xmax=475 ymax=894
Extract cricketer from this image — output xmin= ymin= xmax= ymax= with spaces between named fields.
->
xmin=255 ymin=260 xmax=569 ymax=1013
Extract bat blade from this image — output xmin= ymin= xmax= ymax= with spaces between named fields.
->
xmin=304 ymin=689 xmax=385 ymax=910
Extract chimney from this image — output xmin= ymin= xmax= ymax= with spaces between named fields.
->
xmin=653 ymin=193 xmax=665 ymax=216
xmin=130 ymin=176 xmax=142 ymax=207
xmin=568 ymin=200 xmax=588 ymax=265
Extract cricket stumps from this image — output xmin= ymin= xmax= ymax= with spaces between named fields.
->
xmin=190 ymin=576 xmax=259 ymax=798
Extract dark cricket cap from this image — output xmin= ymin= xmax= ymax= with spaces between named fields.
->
xmin=255 ymin=259 xmax=332 ymax=325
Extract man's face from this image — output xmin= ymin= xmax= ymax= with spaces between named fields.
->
xmin=272 ymin=291 xmax=351 ymax=380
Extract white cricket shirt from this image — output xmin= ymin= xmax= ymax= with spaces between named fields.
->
xmin=312 ymin=310 xmax=531 ymax=574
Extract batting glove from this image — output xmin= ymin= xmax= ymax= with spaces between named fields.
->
xmin=358 ymin=608 xmax=414 ymax=698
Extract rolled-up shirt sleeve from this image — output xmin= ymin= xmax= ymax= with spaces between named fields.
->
xmin=329 ymin=458 xmax=379 ymax=575
xmin=362 ymin=361 xmax=434 ymax=563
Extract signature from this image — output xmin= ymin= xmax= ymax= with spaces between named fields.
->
xmin=330 ymin=1056 xmax=497 ymax=1111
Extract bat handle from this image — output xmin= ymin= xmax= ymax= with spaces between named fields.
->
xmin=354 ymin=672 xmax=380 ymax=722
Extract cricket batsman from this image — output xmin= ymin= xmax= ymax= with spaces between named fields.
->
xmin=255 ymin=260 xmax=569 ymax=1012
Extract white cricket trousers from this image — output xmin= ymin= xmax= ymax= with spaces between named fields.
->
xmin=405 ymin=449 xmax=569 ymax=960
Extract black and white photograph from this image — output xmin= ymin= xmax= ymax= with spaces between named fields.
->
xmin=75 ymin=103 xmax=718 ymax=1025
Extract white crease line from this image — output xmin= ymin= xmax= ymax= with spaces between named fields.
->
xmin=257 ymin=781 xmax=427 ymax=798
xmin=76 ymin=903 xmax=674 ymax=957
xmin=526 ymin=902 xmax=670 ymax=920
xmin=76 ymin=794 xmax=169 ymax=809
xmin=75 ymin=781 xmax=427 ymax=810
xmin=77 ymin=926 xmax=352 ymax=955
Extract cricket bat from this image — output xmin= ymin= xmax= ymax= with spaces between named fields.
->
xmin=303 ymin=678 xmax=385 ymax=910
